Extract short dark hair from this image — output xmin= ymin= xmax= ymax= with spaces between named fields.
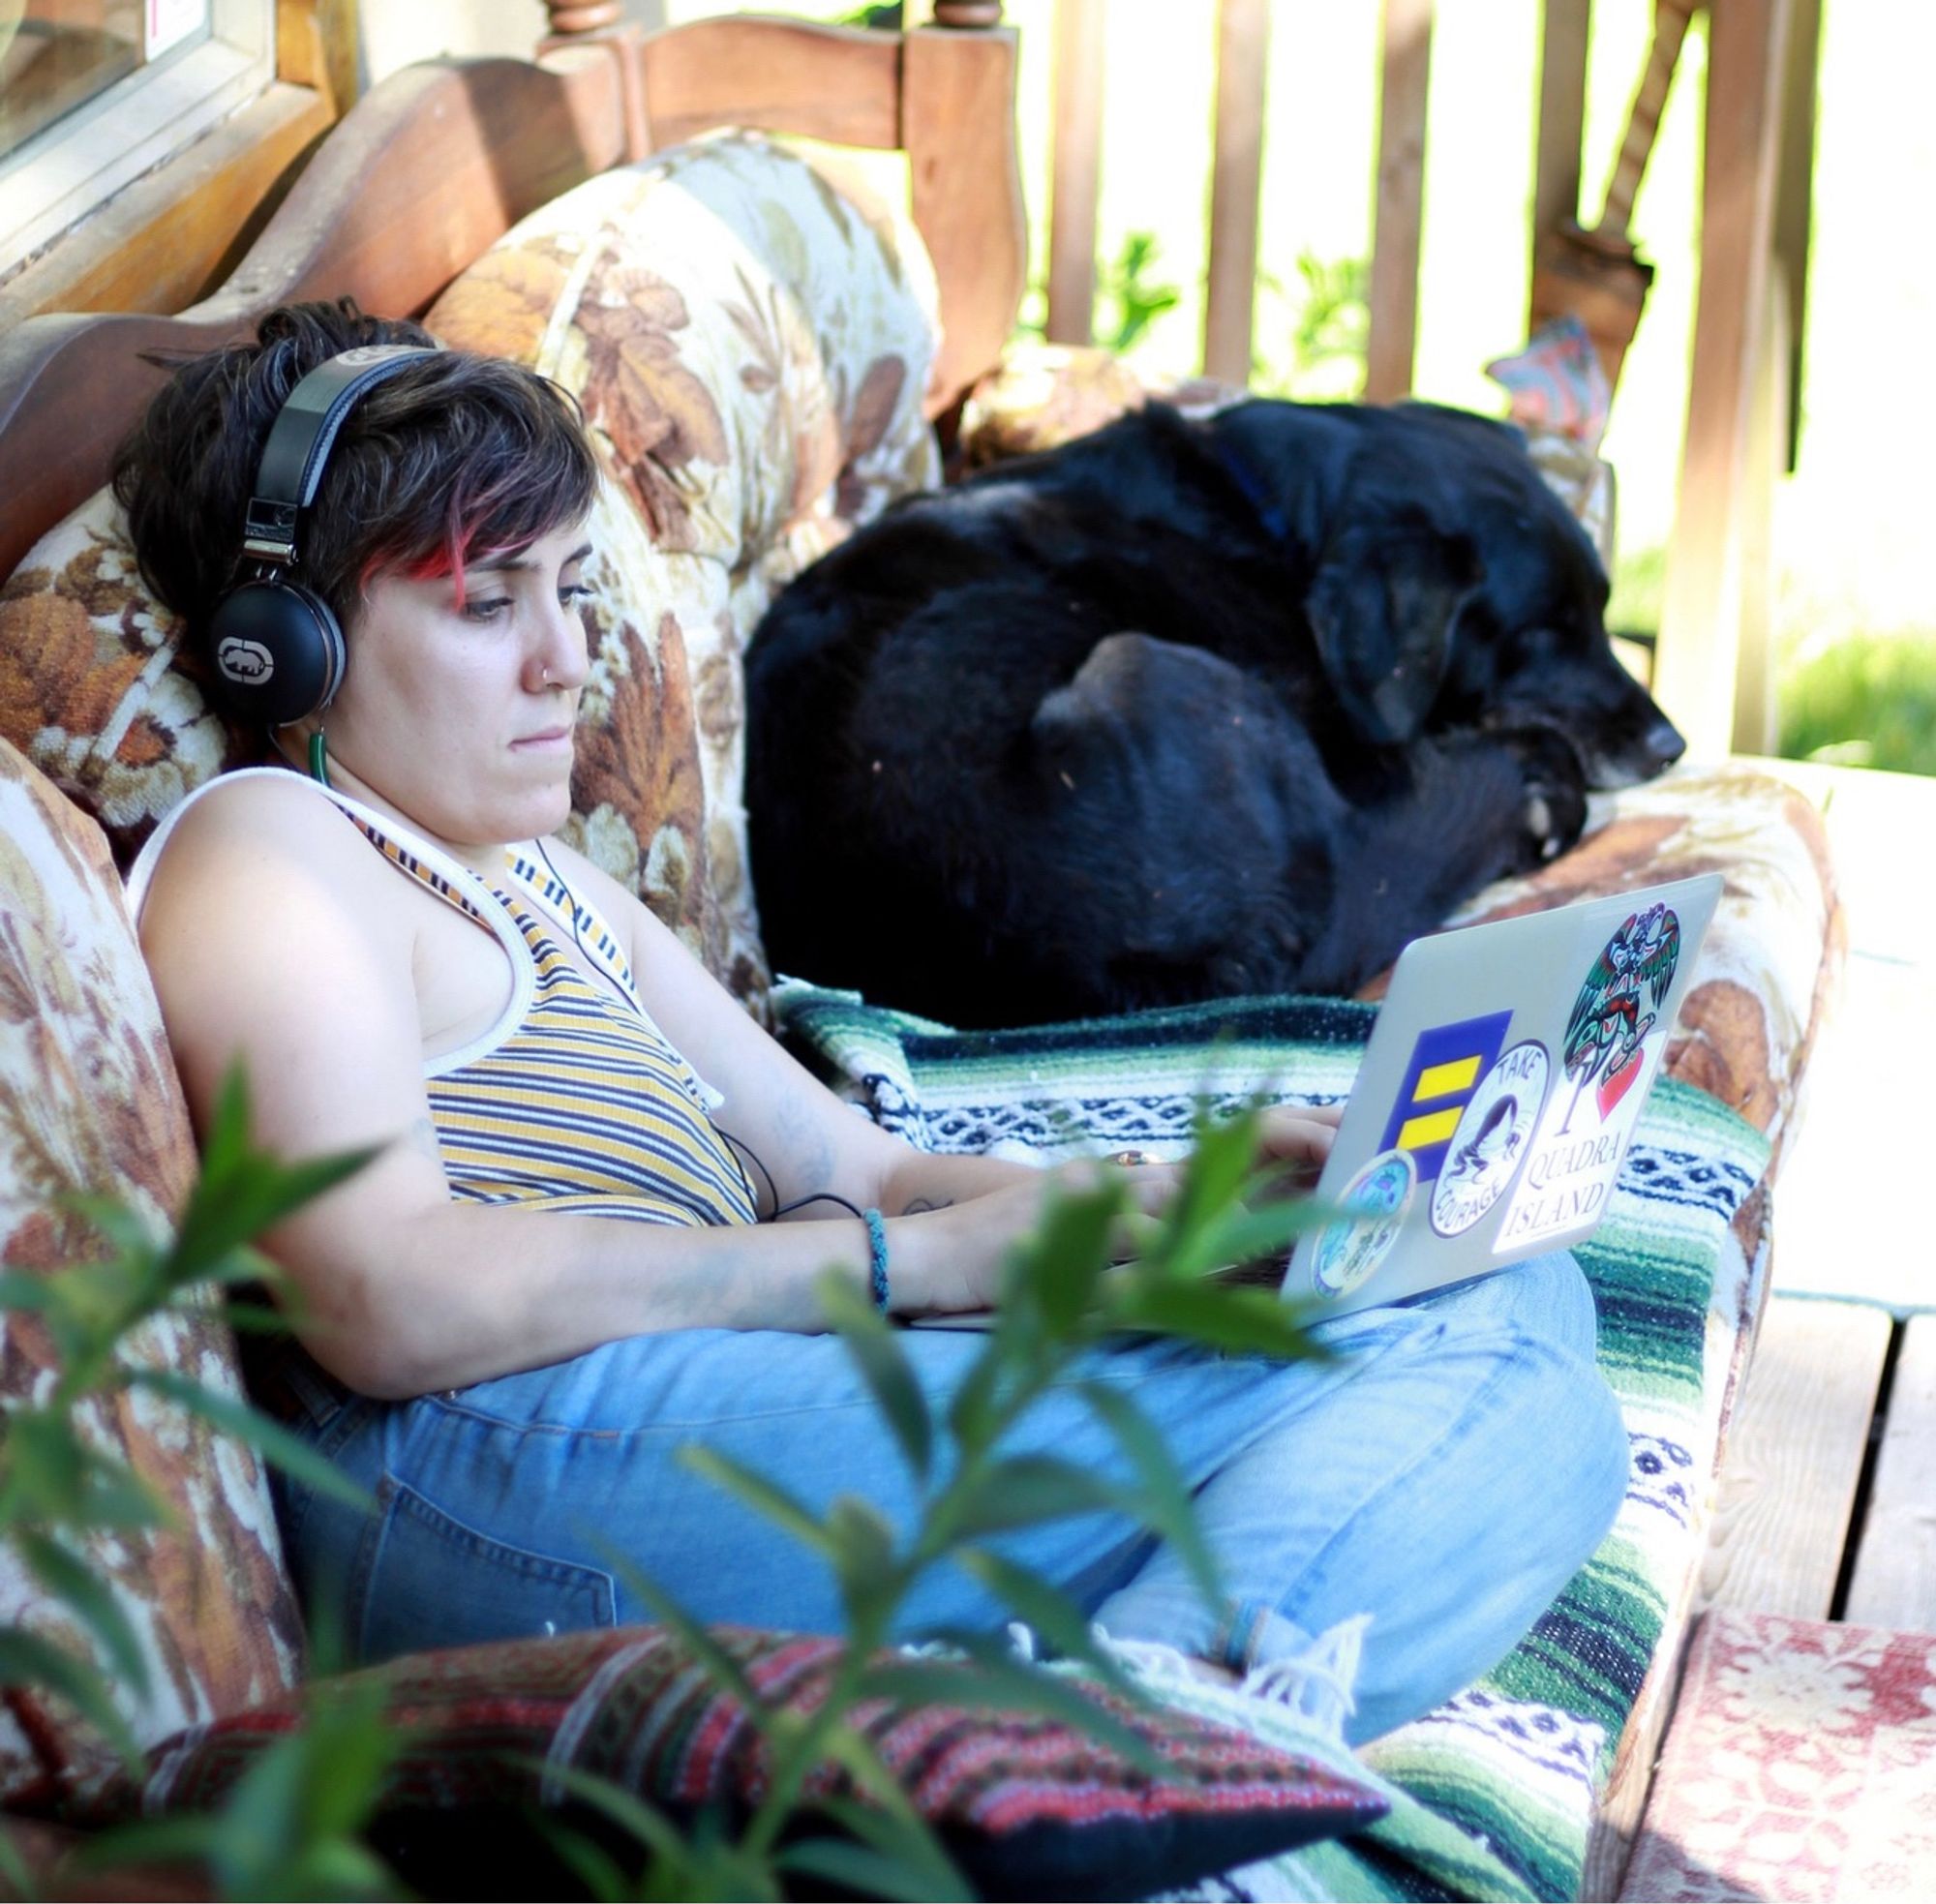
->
xmin=112 ymin=297 xmax=599 ymax=649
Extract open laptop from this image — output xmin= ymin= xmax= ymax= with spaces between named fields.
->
xmin=1287 ymin=872 xmax=1723 ymax=1318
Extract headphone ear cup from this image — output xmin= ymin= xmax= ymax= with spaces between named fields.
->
xmin=206 ymin=579 xmax=346 ymax=727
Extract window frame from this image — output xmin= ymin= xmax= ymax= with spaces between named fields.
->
xmin=0 ymin=0 xmax=277 ymax=272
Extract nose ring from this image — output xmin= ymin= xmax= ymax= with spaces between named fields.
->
xmin=540 ymin=664 xmax=554 ymax=687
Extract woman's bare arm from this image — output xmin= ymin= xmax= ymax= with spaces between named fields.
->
xmin=136 ymin=783 xmax=1095 ymax=1397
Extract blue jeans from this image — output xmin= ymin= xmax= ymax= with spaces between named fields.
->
xmin=272 ymin=1252 xmax=1627 ymax=1743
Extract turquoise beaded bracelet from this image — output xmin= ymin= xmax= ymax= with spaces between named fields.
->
xmin=862 ymin=1206 xmax=890 ymax=1314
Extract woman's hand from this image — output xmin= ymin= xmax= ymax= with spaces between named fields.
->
xmin=894 ymin=1157 xmax=1183 ymax=1315
xmin=1253 ymin=1103 xmax=1343 ymax=1194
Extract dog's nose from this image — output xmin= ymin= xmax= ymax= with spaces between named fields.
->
xmin=1646 ymin=716 xmax=1687 ymax=767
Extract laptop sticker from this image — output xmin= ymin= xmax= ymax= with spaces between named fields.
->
xmin=1556 ymin=903 xmax=1681 ymax=1134
xmin=1495 ymin=904 xmax=1683 ymax=1251
xmin=1376 ymin=1011 xmax=1514 ymax=1183
xmin=1311 ymin=1149 xmax=1416 ymax=1298
xmin=1429 ymin=1041 xmax=1550 ymax=1237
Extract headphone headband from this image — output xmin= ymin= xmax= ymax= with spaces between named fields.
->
xmin=239 ymin=345 xmax=438 ymax=565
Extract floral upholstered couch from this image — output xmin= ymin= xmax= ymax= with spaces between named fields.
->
xmin=0 ymin=132 xmax=1842 ymax=1898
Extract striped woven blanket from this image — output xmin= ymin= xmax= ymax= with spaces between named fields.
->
xmin=775 ymin=983 xmax=1773 ymax=1903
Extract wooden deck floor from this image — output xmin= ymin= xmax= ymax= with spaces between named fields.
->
xmin=1713 ymin=757 xmax=1935 ymax=1635
xmin=1591 ymin=758 xmax=1936 ymax=1899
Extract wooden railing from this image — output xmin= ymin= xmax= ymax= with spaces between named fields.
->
xmin=1033 ymin=0 xmax=1821 ymax=762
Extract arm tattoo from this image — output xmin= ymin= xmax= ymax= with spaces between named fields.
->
xmin=901 ymin=1196 xmax=954 ymax=1216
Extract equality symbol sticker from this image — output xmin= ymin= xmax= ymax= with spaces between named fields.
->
xmin=1376 ymin=1011 xmax=1513 ymax=1184
xmin=1311 ymin=1149 xmax=1417 ymax=1299
xmin=1429 ymin=1041 xmax=1550 ymax=1237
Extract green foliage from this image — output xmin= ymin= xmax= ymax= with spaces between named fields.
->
xmin=1248 ymin=253 xmax=1370 ymax=400
xmin=1284 ymin=252 xmax=1370 ymax=385
xmin=6 ymin=1072 xmax=1332 ymax=1902
xmin=1097 ymin=231 xmax=1183 ymax=354
xmin=1607 ymin=541 xmax=1668 ymax=643
xmin=1778 ymin=633 xmax=1936 ymax=775
xmin=1010 ymin=230 xmax=1183 ymax=354
xmin=540 ymin=1101 xmax=1329 ymax=1902
xmin=0 ymin=1067 xmax=395 ymax=1900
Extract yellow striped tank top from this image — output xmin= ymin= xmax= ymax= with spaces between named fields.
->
xmin=130 ymin=771 xmax=758 ymax=1231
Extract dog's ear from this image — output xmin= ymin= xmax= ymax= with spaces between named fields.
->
xmin=1306 ymin=511 xmax=1483 ymax=742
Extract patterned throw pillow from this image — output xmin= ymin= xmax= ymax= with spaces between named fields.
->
xmin=47 ymin=1625 xmax=1387 ymax=1898
xmin=426 ymin=133 xmax=945 ymax=1013
xmin=0 ymin=740 xmax=303 ymax=1803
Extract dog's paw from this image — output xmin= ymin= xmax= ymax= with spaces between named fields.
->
xmin=1498 ymin=724 xmax=1588 ymax=866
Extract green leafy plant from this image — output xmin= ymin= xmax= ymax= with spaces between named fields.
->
xmin=5 ymin=1080 xmax=1334 ymax=1902
xmin=1097 ymin=230 xmax=1184 ymax=354
xmin=1011 ymin=229 xmax=1183 ymax=355
xmin=0 ymin=1069 xmax=394 ymax=1900
xmin=534 ymin=1103 xmax=1332 ymax=1902
xmin=1249 ymin=252 xmax=1370 ymax=399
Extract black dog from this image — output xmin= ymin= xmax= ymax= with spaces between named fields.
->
xmin=743 ymin=399 xmax=1684 ymax=1028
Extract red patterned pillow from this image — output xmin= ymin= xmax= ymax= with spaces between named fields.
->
xmin=47 ymin=1624 xmax=1386 ymax=1898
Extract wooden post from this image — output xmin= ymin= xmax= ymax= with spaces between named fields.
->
xmin=1653 ymin=0 xmax=1793 ymax=762
xmin=908 ymin=3 xmax=1027 ymax=409
xmin=1732 ymin=264 xmax=1790 ymax=755
xmin=541 ymin=2 xmax=621 ymax=33
xmin=1531 ymin=0 xmax=1591 ymax=255
xmin=277 ymin=0 xmax=359 ymax=116
xmin=1045 ymin=0 xmax=1106 ymax=345
xmin=1202 ymin=0 xmax=1270 ymax=385
xmin=537 ymin=0 xmax=650 ymax=162
xmin=1773 ymin=0 xmax=1820 ymax=469
xmin=1365 ymin=0 xmax=1432 ymax=404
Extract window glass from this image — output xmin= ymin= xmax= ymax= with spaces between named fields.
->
xmin=0 ymin=1 xmax=210 ymax=164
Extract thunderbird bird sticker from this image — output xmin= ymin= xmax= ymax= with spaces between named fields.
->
xmin=1495 ymin=904 xmax=1683 ymax=1251
xmin=1558 ymin=903 xmax=1681 ymax=1134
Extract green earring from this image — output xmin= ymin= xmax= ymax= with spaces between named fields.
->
xmin=308 ymin=729 xmax=331 ymax=788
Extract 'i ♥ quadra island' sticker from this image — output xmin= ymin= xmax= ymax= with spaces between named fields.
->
xmin=1497 ymin=903 xmax=1682 ymax=1251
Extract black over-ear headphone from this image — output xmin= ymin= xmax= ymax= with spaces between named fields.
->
xmin=206 ymin=344 xmax=438 ymax=727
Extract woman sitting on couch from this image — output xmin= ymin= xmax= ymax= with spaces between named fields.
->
xmin=117 ymin=297 xmax=1627 ymax=1745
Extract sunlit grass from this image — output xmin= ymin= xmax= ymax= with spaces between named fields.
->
xmin=1779 ymin=635 xmax=1936 ymax=775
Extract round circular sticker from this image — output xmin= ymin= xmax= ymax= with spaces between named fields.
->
xmin=1311 ymin=1149 xmax=1417 ymax=1298
xmin=1429 ymin=1040 xmax=1550 ymax=1237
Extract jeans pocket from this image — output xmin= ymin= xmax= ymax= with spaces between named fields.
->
xmin=354 ymin=1474 xmax=618 ymax=1664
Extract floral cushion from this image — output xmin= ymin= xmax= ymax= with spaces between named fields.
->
xmin=43 ymin=1625 xmax=1389 ymax=1899
xmin=425 ymin=133 xmax=944 ymax=1012
xmin=0 ymin=739 xmax=302 ymax=1804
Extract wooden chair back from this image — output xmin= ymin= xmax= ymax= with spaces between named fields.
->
xmin=0 ymin=9 xmax=1025 ymax=585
